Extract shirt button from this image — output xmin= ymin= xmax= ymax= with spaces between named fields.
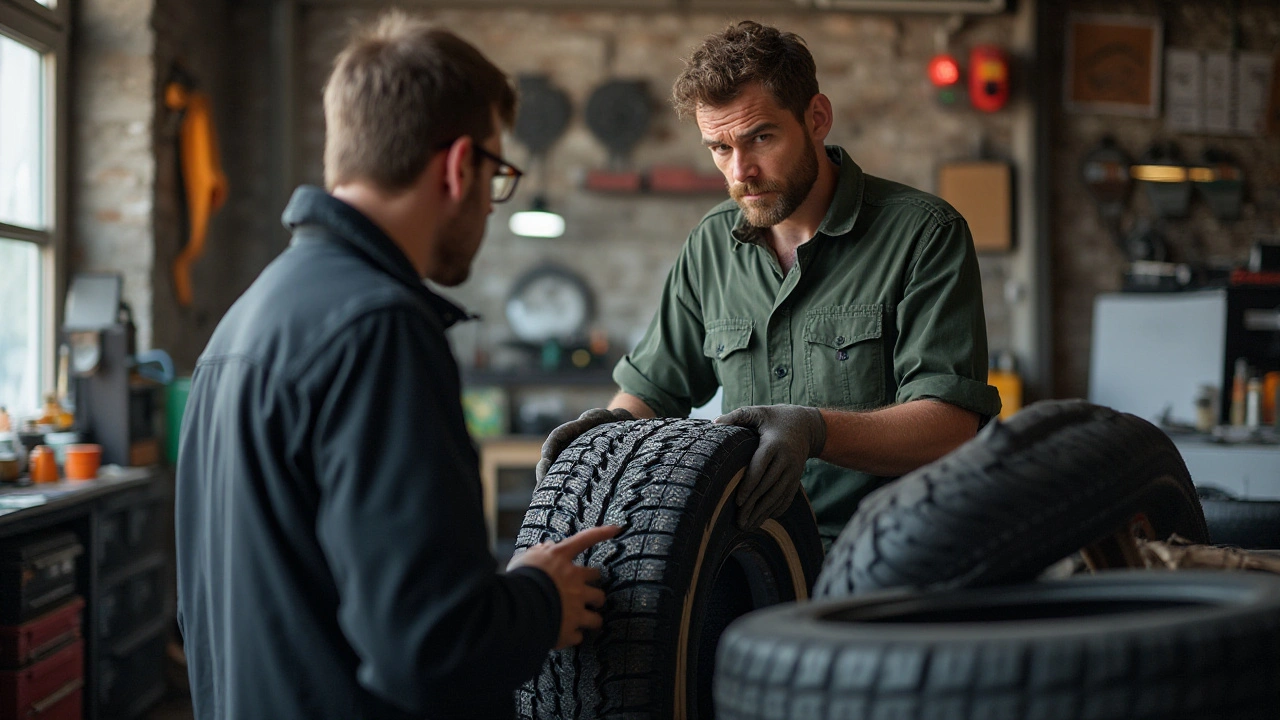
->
xmin=774 ymin=366 xmax=788 ymax=379
xmin=716 ymin=344 xmax=725 ymax=355
xmin=837 ymin=350 xmax=849 ymax=361
xmin=835 ymin=336 xmax=845 ymax=345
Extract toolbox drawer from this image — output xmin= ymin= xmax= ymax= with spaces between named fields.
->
xmin=0 ymin=597 xmax=84 ymax=670
xmin=99 ymin=565 xmax=164 ymax=645
xmin=98 ymin=499 xmax=164 ymax=573
xmin=0 ymin=532 xmax=84 ymax=625
xmin=0 ymin=638 xmax=83 ymax=718
xmin=23 ymin=678 xmax=82 ymax=720
xmin=98 ymin=633 xmax=164 ymax=718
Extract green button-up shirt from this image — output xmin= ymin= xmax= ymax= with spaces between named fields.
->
xmin=613 ymin=146 xmax=1001 ymax=542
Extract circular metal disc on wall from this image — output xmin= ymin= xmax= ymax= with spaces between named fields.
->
xmin=513 ymin=75 xmax=572 ymax=155
xmin=504 ymin=264 xmax=594 ymax=343
xmin=584 ymin=79 xmax=651 ymax=161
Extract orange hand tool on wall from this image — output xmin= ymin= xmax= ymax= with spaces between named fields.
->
xmin=165 ymin=80 xmax=229 ymax=307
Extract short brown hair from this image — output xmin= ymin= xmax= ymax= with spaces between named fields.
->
xmin=671 ymin=21 xmax=818 ymax=123
xmin=323 ymin=11 xmax=516 ymax=191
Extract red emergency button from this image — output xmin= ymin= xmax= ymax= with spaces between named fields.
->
xmin=969 ymin=45 xmax=1009 ymax=112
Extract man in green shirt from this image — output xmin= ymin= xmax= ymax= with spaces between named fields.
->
xmin=539 ymin=20 xmax=999 ymax=545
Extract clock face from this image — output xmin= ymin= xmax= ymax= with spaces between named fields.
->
xmin=505 ymin=266 xmax=593 ymax=343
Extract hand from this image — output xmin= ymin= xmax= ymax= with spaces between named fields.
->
xmin=716 ymin=405 xmax=826 ymax=530
xmin=536 ymin=408 xmax=635 ymax=482
xmin=508 ymin=524 xmax=621 ymax=649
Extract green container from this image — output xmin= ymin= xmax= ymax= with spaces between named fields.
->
xmin=166 ymin=376 xmax=192 ymax=465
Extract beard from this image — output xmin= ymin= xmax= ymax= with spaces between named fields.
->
xmin=729 ymin=139 xmax=820 ymax=228
xmin=433 ymin=178 xmax=487 ymax=287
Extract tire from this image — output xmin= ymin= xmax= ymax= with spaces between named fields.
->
xmin=715 ymin=571 xmax=1280 ymax=720
xmin=1198 ymin=487 xmax=1280 ymax=549
xmin=515 ymin=418 xmax=825 ymax=720
xmin=817 ymin=400 xmax=1208 ymax=597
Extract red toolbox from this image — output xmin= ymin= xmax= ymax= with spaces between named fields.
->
xmin=0 ymin=597 xmax=83 ymax=670
xmin=0 ymin=638 xmax=83 ymax=718
xmin=11 ymin=678 xmax=82 ymax=720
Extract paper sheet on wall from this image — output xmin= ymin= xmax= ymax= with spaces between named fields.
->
xmin=1203 ymin=51 xmax=1234 ymax=134
xmin=1236 ymin=52 xmax=1275 ymax=136
xmin=1164 ymin=49 xmax=1203 ymax=133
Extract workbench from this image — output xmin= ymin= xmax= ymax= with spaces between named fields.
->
xmin=0 ymin=467 xmax=173 ymax=719
xmin=1172 ymin=433 xmax=1280 ymax=500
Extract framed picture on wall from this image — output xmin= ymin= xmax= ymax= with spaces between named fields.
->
xmin=1065 ymin=14 xmax=1163 ymax=117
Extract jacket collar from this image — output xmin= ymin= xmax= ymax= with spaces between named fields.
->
xmin=729 ymin=144 xmax=865 ymax=245
xmin=281 ymin=185 xmax=473 ymax=328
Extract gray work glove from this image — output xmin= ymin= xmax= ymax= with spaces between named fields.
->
xmin=536 ymin=408 xmax=636 ymax=482
xmin=715 ymin=405 xmax=827 ymax=530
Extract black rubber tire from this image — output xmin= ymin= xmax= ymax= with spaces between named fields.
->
xmin=515 ymin=418 xmax=825 ymax=720
xmin=715 ymin=571 xmax=1280 ymax=720
xmin=1198 ymin=487 xmax=1280 ymax=549
xmin=816 ymin=400 xmax=1209 ymax=597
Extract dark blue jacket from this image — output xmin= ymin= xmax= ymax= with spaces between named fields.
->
xmin=175 ymin=186 xmax=558 ymax=720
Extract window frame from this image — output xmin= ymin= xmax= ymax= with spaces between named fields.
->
xmin=0 ymin=0 xmax=69 ymax=411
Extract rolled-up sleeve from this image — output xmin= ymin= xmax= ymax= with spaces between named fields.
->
xmin=893 ymin=217 xmax=1002 ymax=419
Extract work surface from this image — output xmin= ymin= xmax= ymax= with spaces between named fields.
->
xmin=0 ymin=466 xmax=155 ymax=530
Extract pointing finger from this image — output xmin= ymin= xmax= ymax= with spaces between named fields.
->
xmin=555 ymin=524 xmax=621 ymax=557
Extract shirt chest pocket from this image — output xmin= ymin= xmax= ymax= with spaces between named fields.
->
xmin=803 ymin=309 xmax=884 ymax=410
xmin=702 ymin=319 xmax=754 ymax=410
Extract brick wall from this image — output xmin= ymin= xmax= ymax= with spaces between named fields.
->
xmin=70 ymin=0 xmax=156 ymax=350
xmin=1048 ymin=0 xmax=1280 ymax=399
xmin=71 ymin=0 xmax=292 ymax=372
xmin=292 ymin=6 xmax=1026 ymax=373
xmin=149 ymin=0 xmax=233 ymax=368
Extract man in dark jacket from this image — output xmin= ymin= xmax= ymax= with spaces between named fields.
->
xmin=175 ymin=13 xmax=617 ymax=720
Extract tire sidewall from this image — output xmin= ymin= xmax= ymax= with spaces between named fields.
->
xmin=677 ymin=478 xmax=822 ymax=718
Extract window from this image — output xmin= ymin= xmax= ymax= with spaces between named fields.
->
xmin=0 ymin=1 xmax=66 ymax=417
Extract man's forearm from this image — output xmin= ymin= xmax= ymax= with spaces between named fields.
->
xmin=816 ymin=399 xmax=979 ymax=477
xmin=608 ymin=392 xmax=657 ymax=419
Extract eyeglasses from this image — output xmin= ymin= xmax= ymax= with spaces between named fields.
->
xmin=473 ymin=146 xmax=524 ymax=203
xmin=437 ymin=140 xmax=524 ymax=203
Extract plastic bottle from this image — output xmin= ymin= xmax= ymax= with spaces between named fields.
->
xmin=1230 ymin=358 xmax=1248 ymax=426
xmin=1193 ymin=386 xmax=1216 ymax=433
xmin=1246 ymin=377 xmax=1263 ymax=429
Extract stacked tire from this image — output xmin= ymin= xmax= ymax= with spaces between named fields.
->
xmin=715 ymin=572 xmax=1280 ymax=720
xmin=714 ymin=400 xmax=1280 ymax=720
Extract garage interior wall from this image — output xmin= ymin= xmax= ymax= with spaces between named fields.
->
xmin=1047 ymin=0 xmax=1280 ymax=400
xmin=73 ymin=0 xmax=1038 ymax=388
xmin=65 ymin=0 xmax=1277 ymax=401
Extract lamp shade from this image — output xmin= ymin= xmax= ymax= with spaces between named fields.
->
xmin=509 ymin=196 xmax=565 ymax=238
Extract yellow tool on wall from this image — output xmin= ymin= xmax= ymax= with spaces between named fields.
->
xmin=165 ymin=75 xmax=228 ymax=307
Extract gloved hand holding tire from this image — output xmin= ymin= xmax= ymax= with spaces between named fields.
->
xmin=715 ymin=404 xmax=826 ymax=530
xmin=535 ymin=407 xmax=636 ymax=482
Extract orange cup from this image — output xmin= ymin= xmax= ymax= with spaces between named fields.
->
xmin=64 ymin=444 xmax=102 ymax=481
xmin=29 ymin=445 xmax=58 ymax=483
